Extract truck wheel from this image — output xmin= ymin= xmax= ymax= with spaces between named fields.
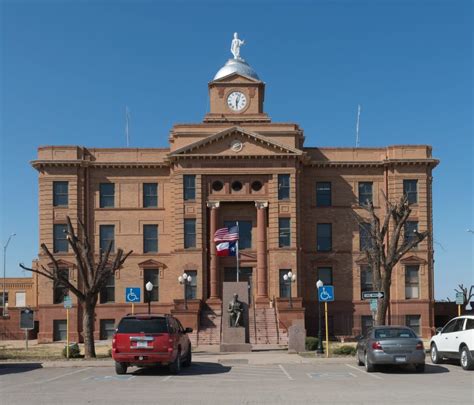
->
xmin=115 ymin=362 xmax=128 ymax=375
xmin=430 ymin=344 xmax=442 ymax=364
xmin=169 ymin=349 xmax=181 ymax=374
xmin=460 ymin=346 xmax=473 ymax=370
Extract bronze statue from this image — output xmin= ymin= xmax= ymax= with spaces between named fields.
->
xmin=228 ymin=293 xmax=243 ymax=327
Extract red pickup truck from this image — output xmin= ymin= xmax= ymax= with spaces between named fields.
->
xmin=112 ymin=314 xmax=192 ymax=375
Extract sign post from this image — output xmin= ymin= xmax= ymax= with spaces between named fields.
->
xmin=63 ymin=296 xmax=73 ymax=359
xmin=20 ymin=308 xmax=34 ymax=350
xmin=318 ymin=285 xmax=335 ymax=358
xmin=455 ymin=292 xmax=464 ymax=316
xmin=125 ymin=288 xmax=141 ymax=314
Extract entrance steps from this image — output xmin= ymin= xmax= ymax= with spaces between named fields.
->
xmin=196 ymin=309 xmax=221 ymax=346
xmin=249 ymin=307 xmax=288 ymax=345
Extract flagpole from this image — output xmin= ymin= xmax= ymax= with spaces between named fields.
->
xmin=236 ymin=221 xmax=240 ymax=282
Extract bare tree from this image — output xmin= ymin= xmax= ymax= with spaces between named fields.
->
xmin=20 ymin=216 xmax=132 ymax=358
xmin=358 ymin=193 xmax=429 ymax=325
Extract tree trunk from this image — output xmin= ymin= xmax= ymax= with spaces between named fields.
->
xmin=82 ymin=296 xmax=97 ymax=358
xmin=375 ymin=268 xmax=392 ymax=326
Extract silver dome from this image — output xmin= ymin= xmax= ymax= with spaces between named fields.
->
xmin=213 ymin=58 xmax=260 ymax=81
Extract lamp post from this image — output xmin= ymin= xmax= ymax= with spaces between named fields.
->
xmin=145 ymin=281 xmax=153 ymax=315
xmin=283 ymin=271 xmax=296 ymax=308
xmin=2 ymin=233 xmax=16 ymax=317
xmin=316 ymin=279 xmax=324 ymax=354
xmin=178 ymin=273 xmax=192 ymax=310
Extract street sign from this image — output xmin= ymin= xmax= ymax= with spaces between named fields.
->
xmin=125 ymin=287 xmax=141 ymax=303
xmin=318 ymin=285 xmax=335 ymax=302
xmin=361 ymin=291 xmax=384 ymax=300
xmin=455 ymin=292 xmax=464 ymax=305
xmin=370 ymin=299 xmax=378 ymax=312
xmin=20 ymin=308 xmax=34 ymax=330
xmin=63 ymin=296 xmax=73 ymax=309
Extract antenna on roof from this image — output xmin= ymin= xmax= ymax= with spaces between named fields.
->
xmin=355 ymin=104 xmax=361 ymax=148
xmin=125 ymin=106 xmax=131 ymax=147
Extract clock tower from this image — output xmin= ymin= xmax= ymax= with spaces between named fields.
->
xmin=204 ymin=34 xmax=270 ymax=123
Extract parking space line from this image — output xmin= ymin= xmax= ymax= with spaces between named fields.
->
xmin=278 ymin=364 xmax=294 ymax=380
xmin=37 ymin=367 xmax=92 ymax=384
xmin=161 ymin=375 xmax=172 ymax=382
xmin=345 ymin=364 xmax=383 ymax=380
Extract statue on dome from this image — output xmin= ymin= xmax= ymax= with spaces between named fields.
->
xmin=230 ymin=32 xmax=245 ymax=60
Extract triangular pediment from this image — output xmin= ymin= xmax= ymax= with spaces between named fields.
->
xmin=138 ymin=259 xmax=167 ymax=268
xmin=169 ymin=127 xmax=303 ymax=158
xmin=211 ymin=72 xmax=261 ymax=84
xmin=400 ymin=255 xmax=427 ymax=265
xmin=47 ymin=259 xmax=75 ymax=268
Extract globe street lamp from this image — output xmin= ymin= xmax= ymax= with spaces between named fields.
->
xmin=178 ymin=273 xmax=192 ymax=310
xmin=283 ymin=271 xmax=296 ymax=308
xmin=316 ymin=279 xmax=324 ymax=354
xmin=145 ymin=281 xmax=153 ymax=315
xmin=2 ymin=233 xmax=16 ymax=317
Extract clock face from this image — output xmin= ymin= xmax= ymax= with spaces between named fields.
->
xmin=227 ymin=91 xmax=247 ymax=111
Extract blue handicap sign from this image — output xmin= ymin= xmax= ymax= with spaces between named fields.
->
xmin=125 ymin=287 xmax=141 ymax=303
xmin=318 ymin=285 xmax=335 ymax=302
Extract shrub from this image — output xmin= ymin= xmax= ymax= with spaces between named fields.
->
xmin=332 ymin=345 xmax=357 ymax=356
xmin=305 ymin=336 xmax=319 ymax=351
xmin=62 ymin=342 xmax=81 ymax=358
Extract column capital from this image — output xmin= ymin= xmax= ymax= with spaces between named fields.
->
xmin=207 ymin=201 xmax=220 ymax=209
xmin=255 ymin=201 xmax=268 ymax=209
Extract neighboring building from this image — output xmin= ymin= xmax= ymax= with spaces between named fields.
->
xmin=29 ymin=44 xmax=438 ymax=342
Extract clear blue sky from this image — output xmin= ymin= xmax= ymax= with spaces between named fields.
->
xmin=1 ymin=1 xmax=472 ymax=300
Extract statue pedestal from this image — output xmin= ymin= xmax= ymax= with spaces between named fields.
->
xmin=220 ymin=282 xmax=251 ymax=352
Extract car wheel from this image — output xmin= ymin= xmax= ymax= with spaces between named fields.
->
xmin=430 ymin=343 xmax=442 ymax=364
xmin=460 ymin=346 xmax=474 ymax=371
xmin=364 ymin=352 xmax=375 ymax=373
xmin=169 ymin=349 xmax=181 ymax=375
xmin=115 ymin=362 xmax=128 ymax=375
xmin=183 ymin=345 xmax=192 ymax=367
xmin=415 ymin=363 xmax=425 ymax=373
xmin=357 ymin=351 xmax=363 ymax=366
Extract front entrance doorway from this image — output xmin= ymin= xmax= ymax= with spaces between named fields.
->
xmin=224 ymin=267 xmax=253 ymax=303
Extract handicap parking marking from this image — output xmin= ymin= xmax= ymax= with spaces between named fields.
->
xmin=307 ymin=371 xmax=357 ymax=379
xmin=84 ymin=374 xmax=136 ymax=382
xmin=345 ymin=363 xmax=383 ymax=380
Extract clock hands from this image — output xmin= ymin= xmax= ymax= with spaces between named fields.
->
xmin=235 ymin=94 xmax=240 ymax=109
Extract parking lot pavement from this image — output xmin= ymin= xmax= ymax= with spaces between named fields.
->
xmin=0 ymin=361 xmax=472 ymax=404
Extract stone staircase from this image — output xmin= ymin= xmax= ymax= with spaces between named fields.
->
xmin=249 ymin=306 xmax=288 ymax=345
xmin=196 ymin=309 xmax=222 ymax=345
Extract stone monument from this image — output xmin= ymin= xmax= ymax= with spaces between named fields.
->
xmin=220 ymin=281 xmax=251 ymax=352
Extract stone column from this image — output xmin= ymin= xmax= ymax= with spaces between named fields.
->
xmin=255 ymin=201 xmax=269 ymax=301
xmin=207 ymin=201 xmax=220 ymax=299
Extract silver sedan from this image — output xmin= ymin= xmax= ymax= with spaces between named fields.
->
xmin=356 ymin=326 xmax=426 ymax=372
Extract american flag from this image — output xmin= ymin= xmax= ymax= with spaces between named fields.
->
xmin=214 ymin=225 xmax=239 ymax=242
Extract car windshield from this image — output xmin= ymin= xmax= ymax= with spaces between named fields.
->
xmin=374 ymin=328 xmax=416 ymax=339
xmin=117 ymin=317 xmax=168 ymax=334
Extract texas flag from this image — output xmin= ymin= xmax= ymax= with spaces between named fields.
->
xmin=216 ymin=241 xmax=237 ymax=257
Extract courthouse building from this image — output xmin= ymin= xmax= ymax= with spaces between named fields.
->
xmin=28 ymin=39 xmax=438 ymax=343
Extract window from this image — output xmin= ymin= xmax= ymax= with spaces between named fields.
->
xmin=224 ymin=220 xmax=252 ymax=249
xmin=100 ymin=274 xmax=115 ymax=303
xmin=442 ymin=319 xmax=460 ymax=334
xmin=278 ymin=218 xmax=291 ymax=247
xmin=99 ymin=183 xmax=115 ymax=208
xmin=359 ymin=223 xmax=372 ymax=251
xmin=358 ymin=182 xmax=373 ymax=205
xmin=183 ymin=175 xmax=195 ymax=200
xmin=53 ymin=269 xmax=69 ymax=304
xmin=404 ymin=221 xmax=418 ymax=245
xmin=403 ymin=180 xmax=418 ymax=204
xmin=184 ymin=219 xmax=196 ymax=249
xmin=278 ymin=174 xmax=290 ymax=200
xmin=53 ymin=320 xmax=67 ymax=341
xmin=53 ymin=224 xmax=68 ymax=253
xmin=360 ymin=265 xmax=373 ymax=294
xmin=185 ymin=270 xmax=197 ymax=299
xmin=405 ymin=265 xmax=419 ymax=299
xmin=466 ymin=319 xmax=474 ymax=330
xmin=317 ymin=223 xmax=332 ymax=251
xmin=144 ymin=269 xmax=159 ymax=301
xmin=100 ymin=225 xmax=115 ymax=253
xmin=143 ymin=225 xmax=158 ymax=253
xmin=317 ymin=267 xmax=333 ymax=285
xmin=100 ymin=319 xmax=116 ymax=340
xmin=15 ymin=292 xmax=26 ymax=307
xmin=143 ymin=183 xmax=158 ymax=208
xmin=279 ymin=269 xmax=291 ymax=298
xmin=405 ymin=315 xmax=421 ymax=336
xmin=316 ymin=182 xmax=331 ymax=207
xmin=0 ymin=292 xmax=8 ymax=307
xmin=53 ymin=181 xmax=68 ymax=207
xmin=361 ymin=316 xmax=373 ymax=336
